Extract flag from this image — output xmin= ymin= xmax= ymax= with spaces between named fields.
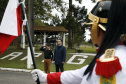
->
xmin=0 ymin=0 xmax=23 ymax=55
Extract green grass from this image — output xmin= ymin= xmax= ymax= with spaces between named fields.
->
xmin=80 ymin=46 xmax=96 ymax=53
xmin=0 ymin=46 xmax=96 ymax=71
xmin=66 ymin=46 xmax=96 ymax=53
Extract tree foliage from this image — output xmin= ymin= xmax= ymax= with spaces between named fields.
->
xmin=67 ymin=0 xmax=96 ymax=48
xmin=72 ymin=5 xmax=87 ymax=46
xmin=0 ymin=0 xmax=96 ymax=24
xmin=0 ymin=0 xmax=96 ymax=48
xmin=0 ymin=0 xmax=9 ymax=24
xmin=0 ymin=0 xmax=65 ymax=23
xmin=52 ymin=5 xmax=88 ymax=46
xmin=34 ymin=18 xmax=49 ymax=26
xmin=50 ymin=14 xmax=61 ymax=26
xmin=32 ymin=0 xmax=65 ymax=21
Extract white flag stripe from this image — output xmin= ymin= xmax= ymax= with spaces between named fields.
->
xmin=0 ymin=0 xmax=19 ymax=36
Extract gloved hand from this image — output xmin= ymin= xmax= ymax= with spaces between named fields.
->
xmin=31 ymin=69 xmax=47 ymax=83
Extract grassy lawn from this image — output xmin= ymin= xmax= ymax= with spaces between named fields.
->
xmin=66 ymin=46 xmax=96 ymax=53
xmin=0 ymin=45 xmax=96 ymax=72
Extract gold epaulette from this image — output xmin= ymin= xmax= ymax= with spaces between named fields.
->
xmin=96 ymin=48 xmax=122 ymax=78
xmin=100 ymin=48 xmax=115 ymax=62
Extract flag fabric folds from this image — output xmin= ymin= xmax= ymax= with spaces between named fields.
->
xmin=0 ymin=0 xmax=23 ymax=55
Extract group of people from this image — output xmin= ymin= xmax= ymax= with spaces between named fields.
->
xmin=31 ymin=0 xmax=126 ymax=84
xmin=40 ymin=39 xmax=66 ymax=73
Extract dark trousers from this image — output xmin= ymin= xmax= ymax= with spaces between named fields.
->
xmin=55 ymin=64 xmax=64 ymax=72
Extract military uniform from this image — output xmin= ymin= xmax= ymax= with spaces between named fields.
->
xmin=47 ymin=45 xmax=126 ymax=84
xmin=31 ymin=0 xmax=126 ymax=84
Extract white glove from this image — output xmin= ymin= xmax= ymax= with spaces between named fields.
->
xmin=31 ymin=69 xmax=47 ymax=83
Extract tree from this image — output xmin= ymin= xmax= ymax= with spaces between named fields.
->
xmin=68 ymin=0 xmax=73 ymax=49
xmin=0 ymin=0 xmax=96 ymax=49
xmin=0 ymin=0 xmax=66 ymax=23
xmin=34 ymin=18 xmax=48 ymax=26
xmin=0 ymin=0 xmax=9 ymax=23
xmin=0 ymin=0 xmax=96 ymax=23
xmin=24 ymin=0 xmax=66 ymax=21
xmin=31 ymin=0 xmax=96 ymax=48
xmin=53 ymin=5 xmax=88 ymax=47
xmin=50 ymin=14 xmax=61 ymax=26
xmin=72 ymin=5 xmax=87 ymax=46
xmin=68 ymin=0 xmax=95 ymax=49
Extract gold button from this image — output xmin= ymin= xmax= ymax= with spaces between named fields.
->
xmin=101 ymin=3 xmax=104 ymax=6
xmin=94 ymin=19 xmax=97 ymax=22
xmin=98 ymin=7 xmax=102 ymax=12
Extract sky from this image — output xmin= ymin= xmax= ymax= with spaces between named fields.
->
xmin=51 ymin=0 xmax=97 ymax=41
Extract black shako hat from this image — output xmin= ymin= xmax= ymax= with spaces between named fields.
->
xmin=84 ymin=0 xmax=111 ymax=31
xmin=84 ymin=0 xmax=112 ymax=46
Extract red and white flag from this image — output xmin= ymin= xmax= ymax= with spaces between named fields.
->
xmin=0 ymin=0 xmax=23 ymax=55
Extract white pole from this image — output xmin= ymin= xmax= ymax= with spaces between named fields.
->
xmin=63 ymin=33 xmax=65 ymax=46
xmin=27 ymin=47 xmax=34 ymax=69
xmin=43 ymin=32 xmax=46 ymax=46
xmin=22 ymin=31 xmax=25 ymax=49
xmin=40 ymin=34 xmax=42 ymax=48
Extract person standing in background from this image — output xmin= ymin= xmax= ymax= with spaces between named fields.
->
xmin=53 ymin=39 xmax=66 ymax=72
xmin=40 ymin=44 xmax=53 ymax=73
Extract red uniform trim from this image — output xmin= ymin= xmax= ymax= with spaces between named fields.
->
xmin=47 ymin=72 xmax=62 ymax=84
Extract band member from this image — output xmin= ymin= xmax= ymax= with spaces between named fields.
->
xmin=31 ymin=0 xmax=126 ymax=84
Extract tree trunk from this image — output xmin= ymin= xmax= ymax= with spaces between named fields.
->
xmin=28 ymin=0 xmax=34 ymax=46
xmin=72 ymin=28 xmax=74 ymax=47
xmin=68 ymin=0 xmax=73 ymax=49
xmin=14 ymin=36 xmax=21 ymax=49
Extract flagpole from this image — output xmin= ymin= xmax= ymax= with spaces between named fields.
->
xmin=20 ymin=0 xmax=40 ymax=84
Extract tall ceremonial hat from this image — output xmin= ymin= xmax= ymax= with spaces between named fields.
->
xmin=84 ymin=0 xmax=126 ymax=79
xmin=84 ymin=0 xmax=111 ymax=46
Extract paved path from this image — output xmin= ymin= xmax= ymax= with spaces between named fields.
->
xmin=0 ymin=70 xmax=46 ymax=84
